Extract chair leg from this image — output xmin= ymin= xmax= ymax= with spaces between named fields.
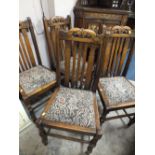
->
xmin=100 ymin=114 xmax=106 ymax=125
xmin=100 ymin=109 xmax=108 ymax=125
xmin=128 ymin=116 xmax=135 ymax=127
xmin=85 ymin=132 xmax=102 ymax=155
xmin=36 ymin=120 xmax=48 ymax=145
xmin=27 ymin=105 xmax=37 ymax=123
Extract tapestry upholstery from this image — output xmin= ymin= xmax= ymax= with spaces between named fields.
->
xmin=44 ymin=87 xmax=96 ymax=128
xmin=99 ymin=77 xmax=135 ymax=105
xmin=19 ymin=65 xmax=56 ymax=94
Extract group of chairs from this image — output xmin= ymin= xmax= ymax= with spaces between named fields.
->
xmin=19 ymin=15 xmax=135 ymax=155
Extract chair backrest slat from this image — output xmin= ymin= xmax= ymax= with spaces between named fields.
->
xmin=43 ymin=19 xmax=55 ymax=66
xmin=107 ymin=38 xmax=116 ymax=75
xmin=64 ymin=41 xmax=71 ymax=87
xmin=71 ymin=42 xmax=77 ymax=87
xmin=50 ymin=27 xmax=57 ymax=61
xmin=79 ymin=43 xmax=88 ymax=88
xmin=28 ymin=18 xmax=42 ymax=65
xmin=21 ymin=28 xmax=36 ymax=67
xmin=101 ymin=37 xmax=113 ymax=76
xmin=19 ymin=33 xmax=32 ymax=69
xmin=57 ymin=28 xmax=103 ymax=92
xmin=19 ymin=18 xmax=42 ymax=72
xmin=122 ymin=38 xmax=135 ymax=76
xmin=111 ymin=38 xmax=121 ymax=76
xmin=114 ymin=37 xmax=125 ymax=75
xmin=19 ymin=54 xmax=26 ymax=71
xmin=19 ymin=44 xmax=29 ymax=70
xmin=75 ymin=43 xmax=83 ymax=87
xmin=117 ymin=38 xmax=130 ymax=75
xmin=84 ymin=45 xmax=96 ymax=89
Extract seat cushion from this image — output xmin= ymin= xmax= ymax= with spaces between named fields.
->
xmin=19 ymin=65 xmax=56 ymax=94
xmin=44 ymin=87 xmax=96 ymax=128
xmin=99 ymin=77 xmax=135 ymax=105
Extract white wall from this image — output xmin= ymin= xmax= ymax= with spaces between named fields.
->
xmin=19 ymin=0 xmax=55 ymax=68
xmin=54 ymin=0 xmax=77 ymax=26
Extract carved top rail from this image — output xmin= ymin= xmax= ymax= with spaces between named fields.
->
xmin=59 ymin=28 xmax=101 ymax=44
xmin=19 ymin=20 xmax=30 ymax=30
xmin=47 ymin=16 xmax=71 ymax=28
xmin=68 ymin=28 xmax=96 ymax=38
xmin=87 ymin=24 xmax=134 ymax=37
xmin=102 ymin=25 xmax=132 ymax=34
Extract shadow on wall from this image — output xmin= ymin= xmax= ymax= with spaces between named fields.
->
xmin=126 ymin=53 xmax=135 ymax=81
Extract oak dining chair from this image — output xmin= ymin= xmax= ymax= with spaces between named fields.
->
xmin=98 ymin=26 xmax=135 ymax=126
xmin=36 ymin=28 xmax=104 ymax=155
xmin=19 ymin=17 xmax=57 ymax=122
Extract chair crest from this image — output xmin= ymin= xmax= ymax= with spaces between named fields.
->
xmin=68 ymin=28 xmax=96 ymax=38
xmin=103 ymin=25 xmax=132 ymax=35
xmin=49 ymin=16 xmax=67 ymax=24
xmin=112 ymin=26 xmax=132 ymax=34
xmin=19 ymin=21 xmax=29 ymax=30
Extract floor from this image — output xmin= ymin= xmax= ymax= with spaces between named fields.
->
xmin=19 ymin=116 xmax=134 ymax=155
xmin=19 ymin=90 xmax=135 ymax=155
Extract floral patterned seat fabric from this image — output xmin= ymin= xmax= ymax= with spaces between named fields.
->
xmin=44 ymin=87 xmax=96 ymax=128
xmin=19 ymin=65 xmax=56 ymax=94
xmin=99 ymin=77 xmax=135 ymax=105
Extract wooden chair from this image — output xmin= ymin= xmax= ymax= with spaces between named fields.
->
xmin=19 ymin=17 xmax=57 ymax=122
xmin=43 ymin=15 xmax=71 ymax=70
xmin=98 ymin=26 xmax=135 ymax=126
xmin=36 ymin=28 xmax=104 ymax=155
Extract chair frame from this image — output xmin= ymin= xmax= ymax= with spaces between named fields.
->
xmin=19 ymin=17 xmax=57 ymax=122
xmin=98 ymin=26 xmax=135 ymax=126
xmin=37 ymin=28 xmax=105 ymax=155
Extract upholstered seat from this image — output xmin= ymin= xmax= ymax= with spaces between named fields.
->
xmin=19 ymin=65 xmax=56 ymax=94
xmin=43 ymin=87 xmax=96 ymax=128
xmin=99 ymin=77 xmax=135 ymax=106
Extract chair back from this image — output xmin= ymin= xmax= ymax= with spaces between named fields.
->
xmin=101 ymin=25 xmax=135 ymax=77
xmin=56 ymin=28 xmax=103 ymax=92
xmin=19 ymin=17 xmax=42 ymax=72
xmin=43 ymin=16 xmax=71 ymax=69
